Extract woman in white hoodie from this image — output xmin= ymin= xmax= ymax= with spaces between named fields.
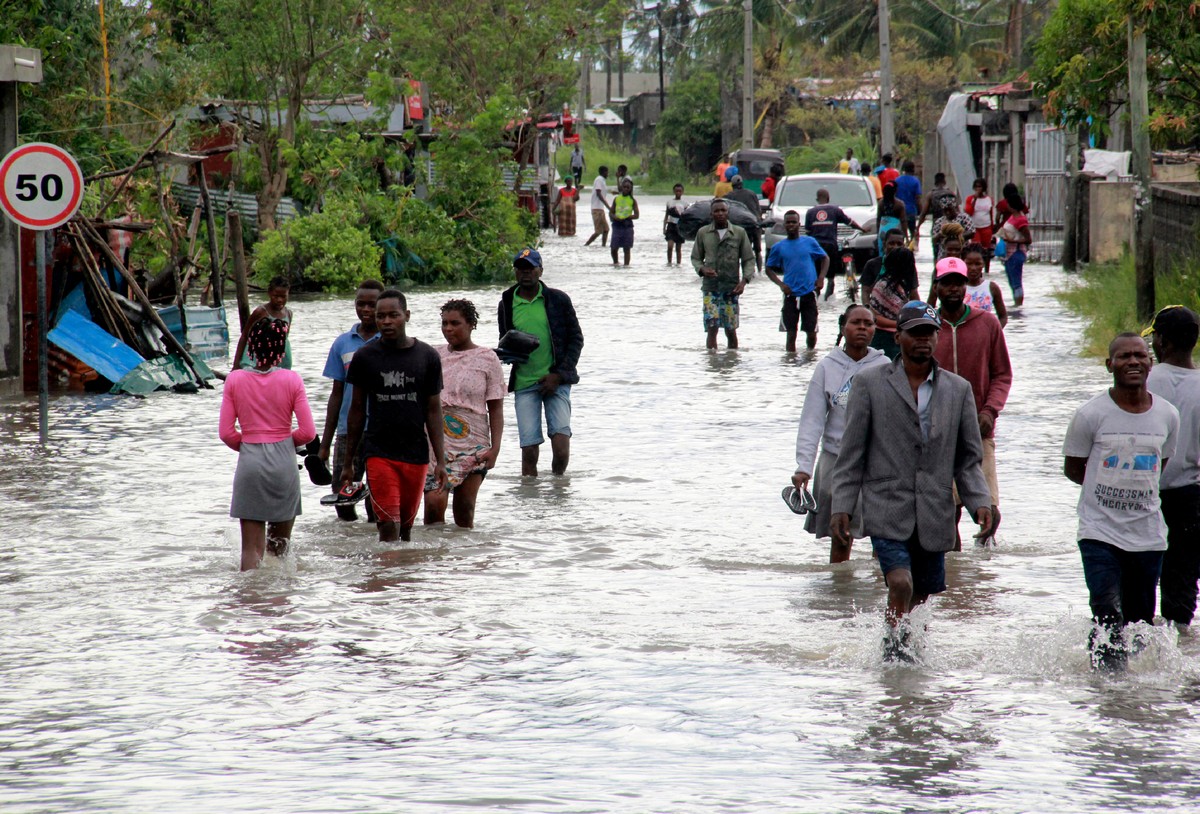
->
xmin=792 ymin=304 xmax=889 ymax=562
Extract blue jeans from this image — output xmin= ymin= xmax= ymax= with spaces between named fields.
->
xmin=514 ymin=383 xmax=572 ymax=448
xmin=1004 ymin=250 xmax=1026 ymax=301
xmin=1078 ymin=539 xmax=1163 ymax=666
xmin=872 ymin=535 xmax=947 ymax=596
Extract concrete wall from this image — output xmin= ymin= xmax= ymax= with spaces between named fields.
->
xmin=1154 ymin=164 xmax=1200 ymax=183
xmin=590 ymin=72 xmax=669 ymax=106
xmin=1088 ymin=180 xmax=1134 ymax=264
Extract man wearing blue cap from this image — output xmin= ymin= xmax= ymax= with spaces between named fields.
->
xmin=830 ymin=300 xmax=995 ymax=661
xmin=498 ymin=248 xmax=584 ymax=477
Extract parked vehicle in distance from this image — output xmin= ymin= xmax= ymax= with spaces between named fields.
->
xmin=728 ymin=148 xmax=784 ymax=198
xmin=764 ymin=173 xmax=877 ymax=254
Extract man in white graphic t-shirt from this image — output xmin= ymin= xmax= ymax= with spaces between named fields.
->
xmin=1063 ymin=332 xmax=1180 ymax=669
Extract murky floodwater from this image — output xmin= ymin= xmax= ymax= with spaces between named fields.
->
xmin=3 ymin=195 xmax=1199 ymax=813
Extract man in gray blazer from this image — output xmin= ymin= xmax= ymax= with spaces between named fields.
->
xmin=830 ymin=301 xmax=995 ymax=660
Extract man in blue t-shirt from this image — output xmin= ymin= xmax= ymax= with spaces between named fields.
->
xmin=764 ymin=210 xmax=829 ymax=352
xmin=318 ymin=280 xmax=383 ymax=520
xmin=894 ymin=160 xmax=923 ymax=245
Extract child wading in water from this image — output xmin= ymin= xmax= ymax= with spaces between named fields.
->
xmin=233 ymin=275 xmax=294 ymax=370
xmin=664 ymin=183 xmax=687 ymax=265
xmin=608 ymin=177 xmax=639 ymax=266
xmin=962 ymin=242 xmax=1008 ymax=327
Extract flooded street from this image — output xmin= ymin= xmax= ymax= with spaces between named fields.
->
xmin=3 ymin=193 xmax=1199 ymax=812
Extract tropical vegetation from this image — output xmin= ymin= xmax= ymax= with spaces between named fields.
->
xmin=3 ymin=0 xmax=1065 ymax=291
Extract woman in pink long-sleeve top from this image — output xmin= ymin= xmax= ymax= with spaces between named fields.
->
xmin=219 ymin=318 xmax=316 ymax=570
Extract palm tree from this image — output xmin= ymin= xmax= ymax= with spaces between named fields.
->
xmin=693 ymin=0 xmax=812 ymax=147
xmin=628 ymin=0 xmax=703 ymax=73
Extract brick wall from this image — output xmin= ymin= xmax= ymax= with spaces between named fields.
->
xmin=1152 ymin=183 xmax=1200 ymax=276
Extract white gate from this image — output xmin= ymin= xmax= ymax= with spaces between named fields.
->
xmin=1024 ymin=123 xmax=1068 ymax=263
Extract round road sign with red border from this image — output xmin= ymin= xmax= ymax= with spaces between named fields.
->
xmin=0 ymin=143 xmax=84 ymax=231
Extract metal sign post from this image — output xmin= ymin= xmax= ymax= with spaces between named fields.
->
xmin=35 ymin=232 xmax=46 ymax=443
xmin=0 ymin=141 xmax=84 ymax=445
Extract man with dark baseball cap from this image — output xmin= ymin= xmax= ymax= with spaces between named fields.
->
xmin=831 ymin=299 xmax=995 ymax=661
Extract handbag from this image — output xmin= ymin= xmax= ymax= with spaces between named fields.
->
xmin=496 ymin=329 xmax=541 ymax=365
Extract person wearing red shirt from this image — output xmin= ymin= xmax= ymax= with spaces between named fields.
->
xmin=762 ymin=163 xmax=784 ymax=204
xmin=877 ymin=153 xmax=900 ymax=186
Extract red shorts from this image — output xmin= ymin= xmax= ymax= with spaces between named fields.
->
xmin=973 ymin=226 xmax=994 ymax=252
xmin=365 ymin=457 xmax=428 ymax=527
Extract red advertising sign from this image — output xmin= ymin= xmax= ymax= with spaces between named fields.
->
xmin=406 ymin=79 xmax=424 ymax=121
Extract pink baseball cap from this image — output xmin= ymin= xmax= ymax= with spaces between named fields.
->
xmin=935 ymin=256 xmax=969 ymax=280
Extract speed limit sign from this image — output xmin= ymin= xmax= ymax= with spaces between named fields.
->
xmin=0 ymin=142 xmax=83 ymax=230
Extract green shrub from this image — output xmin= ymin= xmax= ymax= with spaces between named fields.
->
xmin=555 ymin=128 xmax=640 ymax=182
xmin=785 ymin=132 xmax=877 ymax=174
xmin=1055 ymin=254 xmax=1200 ymax=357
xmin=253 ymin=196 xmax=382 ymax=290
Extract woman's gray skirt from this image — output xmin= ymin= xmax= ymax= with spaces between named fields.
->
xmin=804 ymin=448 xmax=863 ymax=540
xmin=230 ymin=438 xmax=302 ymax=522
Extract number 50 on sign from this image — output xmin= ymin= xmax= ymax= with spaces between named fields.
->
xmin=0 ymin=143 xmax=83 ymax=231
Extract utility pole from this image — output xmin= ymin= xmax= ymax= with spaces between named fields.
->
xmin=1128 ymin=16 xmax=1154 ymax=321
xmin=878 ymin=0 xmax=895 ymax=158
xmin=618 ymin=25 xmax=625 ymax=98
xmin=657 ymin=9 xmax=665 ymax=115
xmin=742 ymin=0 xmax=753 ymax=149
xmin=98 ymin=0 xmax=112 ymax=129
xmin=1062 ymin=125 xmax=1080 ymax=271
xmin=578 ymin=48 xmax=587 ymax=123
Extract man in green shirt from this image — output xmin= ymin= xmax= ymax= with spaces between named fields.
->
xmin=498 ymin=249 xmax=584 ymax=476
xmin=691 ymin=199 xmax=756 ymax=349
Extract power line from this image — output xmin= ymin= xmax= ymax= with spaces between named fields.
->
xmin=905 ymin=0 xmax=1054 ymax=29
xmin=22 ymin=118 xmax=166 ymax=138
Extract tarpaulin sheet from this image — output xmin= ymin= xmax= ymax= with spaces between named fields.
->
xmin=676 ymin=199 xmax=762 ymax=242
xmin=937 ymin=93 xmax=977 ymax=200
xmin=112 ymin=354 xmax=214 ymax=396
xmin=47 ymin=310 xmax=144 ymax=384
xmin=1083 ymin=149 xmax=1131 ymax=180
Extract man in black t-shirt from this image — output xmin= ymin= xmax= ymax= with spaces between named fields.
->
xmin=342 ymin=289 xmax=447 ymax=542
xmin=805 ymin=188 xmax=864 ymax=299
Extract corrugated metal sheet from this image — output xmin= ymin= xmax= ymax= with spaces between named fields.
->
xmin=1025 ymin=172 xmax=1066 ymax=263
xmin=424 ymin=160 xmax=539 ymax=193
xmin=173 ymin=185 xmax=302 ymax=233
xmin=157 ymin=304 xmax=229 ymax=360
xmin=1022 ymin=125 xmax=1069 ymax=262
xmin=1024 ymin=123 xmax=1066 ymax=172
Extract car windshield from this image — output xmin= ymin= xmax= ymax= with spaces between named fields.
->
xmin=777 ymin=178 xmax=874 ymax=208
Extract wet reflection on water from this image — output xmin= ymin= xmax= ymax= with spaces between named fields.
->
xmin=1 ymin=196 xmax=1199 ymax=811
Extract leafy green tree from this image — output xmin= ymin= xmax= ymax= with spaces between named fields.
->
xmin=383 ymin=0 xmax=588 ymax=122
xmin=192 ymin=0 xmax=376 ymax=233
xmin=655 ymin=73 xmax=721 ymax=172
xmin=1032 ymin=0 xmax=1200 ymax=146
xmin=693 ymin=0 xmax=811 ymax=148
xmin=1 ymin=0 xmax=195 ymax=175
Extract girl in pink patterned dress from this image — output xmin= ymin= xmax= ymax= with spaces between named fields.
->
xmin=423 ymin=299 xmax=506 ymax=528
